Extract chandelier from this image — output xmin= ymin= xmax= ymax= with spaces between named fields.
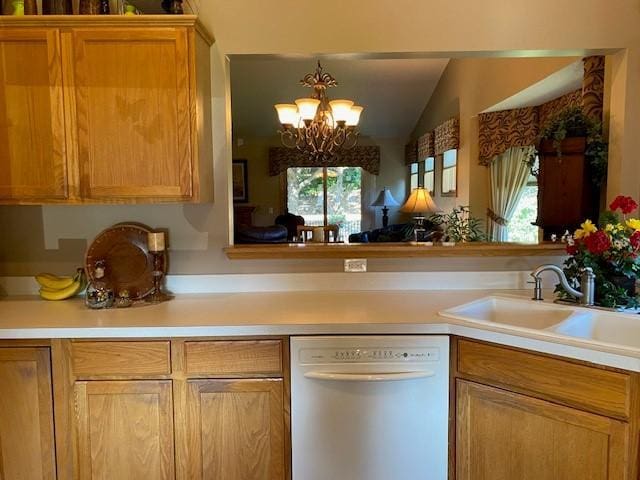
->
xmin=274 ymin=62 xmax=363 ymax=160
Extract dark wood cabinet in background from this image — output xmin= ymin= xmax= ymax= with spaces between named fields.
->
xmin=535 ymin=137 xmax=599 ymax=239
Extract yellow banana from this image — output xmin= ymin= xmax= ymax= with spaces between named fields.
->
xmin=35 ymin=272 xmax=75 ymax=290
xmin=39 ymin=280 xmax=83 ymax=301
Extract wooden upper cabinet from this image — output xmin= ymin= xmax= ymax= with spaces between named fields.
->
xmin=0 ymin=16 xmax=213 ymax=204
xmin=0 ymin=29 xmax=68 ymax=201
xmin=75 ymin=380 xmax=175 ymax=479
xmin=456 ymin=380 xmax=627 ymax=480
xmin=0 ymin=348 xmax=57 ymax=479
xmin=68 ymin=28 xmax=195 ymax=201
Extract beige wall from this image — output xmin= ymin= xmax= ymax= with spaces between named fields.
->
xmin=410 ymin=56 xmax=579 ymax=217
xmin=5 ymin=0 xmax=640 ymax=276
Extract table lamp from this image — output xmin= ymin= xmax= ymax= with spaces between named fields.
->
xmin=371 ymin=187 xmax=400 ymax=227
xmin=401 ymin=187 xmax=440 ymax=240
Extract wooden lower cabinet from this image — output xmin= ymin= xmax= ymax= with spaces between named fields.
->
xmin=0 ymin=347 xmax=57 ymax=480
xmin=456 ymin=379 xmax=628 ymax=480
xmin=184 ymin=378 xmax=285 ymax=480
xmin=74 ymin=380 xmax=175 ymax=480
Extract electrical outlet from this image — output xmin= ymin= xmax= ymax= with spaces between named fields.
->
xmin=344 ymin=258 xmax=367 ymax=273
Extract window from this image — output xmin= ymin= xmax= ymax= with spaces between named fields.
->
xmin=507 ymin=173 xmax=539 ymax=243
xmin=441 ymin=149 xmax=457 ymax=196
xmin=409 ymin=162 xmax=419 ymax=191
xmin=424 ymin=157 xmax=435 ymax=195
xmin=286 ymin=166 xmax=362 ymax=239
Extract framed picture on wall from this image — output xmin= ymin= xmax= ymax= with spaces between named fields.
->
xmin=232 ymin=159 xmax=249 ymax=203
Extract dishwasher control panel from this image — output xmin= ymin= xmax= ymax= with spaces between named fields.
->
xmin=299 ymin=347 xmax=440 ymax=363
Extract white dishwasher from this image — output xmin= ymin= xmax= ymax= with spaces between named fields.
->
xmin=291 ymin=336 xmax=449 ymax=480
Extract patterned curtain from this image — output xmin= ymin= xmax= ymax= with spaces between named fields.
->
xmin=582 ymin=56 xmax=605 ymax=123
xmin=478 ymin=107 xmax=538 ymax=166
xmin=537 ymin=89 xmax=582 ymax=128
xmin=269 ymin=146 xmax=381 ymax=176
xmin=404 ymin=140 xmax=418 ymax=165
xmin=434 ymin=118 xmax=460 ymax=155
xmin=417 ymin=131 xmax=434 ymax=159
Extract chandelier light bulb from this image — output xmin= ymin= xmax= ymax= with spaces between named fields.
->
xmin=346 ymin=105 xmax=364 ymax=127
xmin=274 ymin=104 xmax=299 ymax=126
xmin=295 ymin=98 xmax=321 ymax=121
xmin=328 ymin=100 xmax=354 ymax=124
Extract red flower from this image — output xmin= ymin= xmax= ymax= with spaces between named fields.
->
xmin=610 ymin=195 xmax=638 ymax=215
xmin=566 ymin=243 xmax=578 ymax=255
xmin=631 ymin=231 xmax=640 ymax=250
xmin=584 ymin=230 xmax=611 ymax=255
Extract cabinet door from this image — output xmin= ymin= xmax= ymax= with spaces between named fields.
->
xmin=0 ymin=348 xmax=56 ymax=479
xmin=0 ymin=29 xmax=67 ymax=201
xmin=69 ymin=28 xmax=193 ymax=200
xmin=75 ymin=380 xmax=175 ymax=480
xmin=456 ymin=380 xmax=627 ymax=480
xmin=185 ymin=379 xmax=285 ymax=480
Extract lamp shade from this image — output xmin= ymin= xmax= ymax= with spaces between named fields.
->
xmin=329 ymin=99 xmax=354 ymax=123
xmin=346 ymin=105 xmax=364 ymax=127
xmin=295 ymin=98 xmax=321 ymax=121
xmin=274 ymin=104 xmax=299 ymax=125
xmin=371 ymin=188 xmax=399 ymax=207
xmin=400 ymin=187 xmax=440 ymax=214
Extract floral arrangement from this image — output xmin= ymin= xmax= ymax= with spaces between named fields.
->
xmin=561 ymin=195 xmax=640 ymax=308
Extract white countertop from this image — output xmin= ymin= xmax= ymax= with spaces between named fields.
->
xmin=2 ymin=289 xmax=640 ymax=372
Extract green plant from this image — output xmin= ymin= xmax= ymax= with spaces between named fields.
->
xmin=430 ymin=206 xmax=485 ymax=242
xmin=531 ymin=106 xmax=608 ymax=185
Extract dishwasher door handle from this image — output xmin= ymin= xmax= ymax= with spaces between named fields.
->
xmin=303 ymin=371 xmax=434 ymax=382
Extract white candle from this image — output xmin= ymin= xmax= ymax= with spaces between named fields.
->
xmin=147 ymin=231 xmax=165 ymax=252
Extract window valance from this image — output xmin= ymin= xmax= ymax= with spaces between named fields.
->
xmin=434 ymin=118 xmax=460 ymax=155
xmin=478 ymin=55 xmax=604 ymax=166
xmin=478 ymin=107 xmax=539 ymax=166
xmin=269 ymin=146 xmax=381 ymax=176
xmin=417 ymin=131 xmax=435 ymax=159
xmin=404 ymin=140 xmax=418 ymax=165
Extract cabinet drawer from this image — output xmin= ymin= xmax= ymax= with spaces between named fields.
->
xmin=457 ymin=339 xmax=631 ymax=419
xmin=184 ymin=340 xmax=283 ymax=376
xmin=72 ymin=341 xmax=171 ymax=377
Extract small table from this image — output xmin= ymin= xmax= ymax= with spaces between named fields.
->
xmin=296 ymin=225 xmax=340 ymax=243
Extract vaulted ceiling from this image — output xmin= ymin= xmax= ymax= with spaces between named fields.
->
xmin=230 ymin=56 xmax=449 ymax=139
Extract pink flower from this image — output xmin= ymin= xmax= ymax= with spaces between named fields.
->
xmin=610 ymin=195 xmax=638 ymax=215
xmin=584 ymin=230 xmax=611 ymax=255
xmin=631 ymin=231 xmax=640 ymax=250
xmin=566 ymin=243 xmax=578 ymax=255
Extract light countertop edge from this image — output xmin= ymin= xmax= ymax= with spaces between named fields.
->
xmin=1 ymin=289 xmax=639 ymax=372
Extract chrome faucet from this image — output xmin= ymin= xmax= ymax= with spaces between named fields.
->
xmin=530 ymin=264 xmax=595 ymax=306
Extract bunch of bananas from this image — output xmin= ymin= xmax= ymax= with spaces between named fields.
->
xmin=36 ymin=268 xmax=87 ymax=301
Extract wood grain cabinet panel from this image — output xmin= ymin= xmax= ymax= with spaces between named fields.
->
xmin=185 ymin=378 xmax=285 ymax=480
xmin=457 ymin=339 xmax=631 ymax=419
xmin=0 ymin=348 xmax=56 ymax=479
xmin=185 ymin=340 xmax=283 ymax=377
xmin=71 ymin=341 xmax=171 ymax=377
xmin=456 ymin=380 xmax=627 ymax=480
xmin=69 ymin=28 xmax=194 ymax=201
xmin=0 ymin=29 xmax=67 ymax=201
xmin=75 ymin=380 xmax=175 ymax=480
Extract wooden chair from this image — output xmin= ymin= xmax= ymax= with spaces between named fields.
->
xmin=296 ymin=224 xmax=340 ymax=243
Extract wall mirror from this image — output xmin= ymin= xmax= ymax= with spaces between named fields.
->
xmin=228 ymin=54 xmax=608 ymax=249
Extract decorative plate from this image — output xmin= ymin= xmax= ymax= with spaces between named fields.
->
xmin=85 ymin=222 xmax=166 ymax=301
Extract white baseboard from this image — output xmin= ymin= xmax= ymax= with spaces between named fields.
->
xmin=0 ymin=271 xmax=552 ymax=296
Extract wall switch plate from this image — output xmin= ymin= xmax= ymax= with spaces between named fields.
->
xmin=344 ymin=258 xmax=367 ymax=273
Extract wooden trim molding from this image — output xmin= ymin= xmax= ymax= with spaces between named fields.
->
xmin=224 ymin=242 xmax=566 ymax=259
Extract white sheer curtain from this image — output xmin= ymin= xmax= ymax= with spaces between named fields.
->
xmin=488 ymin=146 xmax=535 ymax=241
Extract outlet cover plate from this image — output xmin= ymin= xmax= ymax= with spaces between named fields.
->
xmin=344 ymin=258 xmax=367 ymax=273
